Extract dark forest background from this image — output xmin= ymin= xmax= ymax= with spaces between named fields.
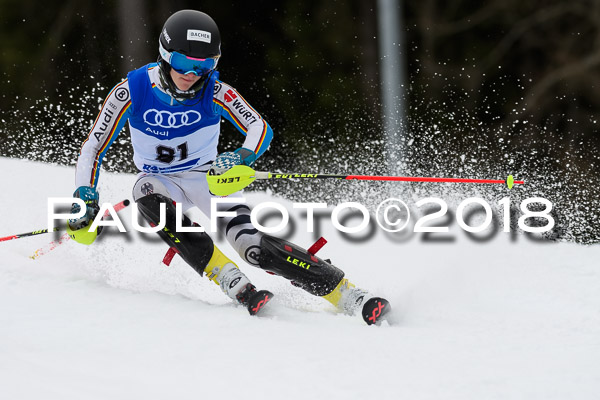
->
xmin=1 ymin=0 xmax=599 ymax=242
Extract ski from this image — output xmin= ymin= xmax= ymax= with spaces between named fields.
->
xmin=362 ymin=297 xmax=391 ymax=326
xmin=247 ymin=290 xmax=274 ymax=316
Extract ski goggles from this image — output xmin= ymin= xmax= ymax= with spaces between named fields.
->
xmin=159 ymin=41 xmax=219 ymax=76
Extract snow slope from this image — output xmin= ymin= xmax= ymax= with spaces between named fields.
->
xmin=1 ymin=157 xmax=599 ymax=400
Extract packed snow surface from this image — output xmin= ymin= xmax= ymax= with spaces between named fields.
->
xmin=1 ymin=157 xmax=599 ymax=399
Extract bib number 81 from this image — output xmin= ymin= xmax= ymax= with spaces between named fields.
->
xmin=156 ymin=142 xmax=188 ymax=164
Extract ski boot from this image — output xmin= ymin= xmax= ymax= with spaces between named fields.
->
xmin=323 ymin=279 xmax=391 ymax=325
xmin=205 ymin=246 xmax=273 ymax=315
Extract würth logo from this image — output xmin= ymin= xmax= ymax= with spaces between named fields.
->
xmin=224 ymin=89 xmax=237 ymax=103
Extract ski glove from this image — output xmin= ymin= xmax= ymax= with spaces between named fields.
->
xmin=66 ymin=186 xmax=102 ymax=245
xmin=209 ymin=147 xmax=257 ymax=176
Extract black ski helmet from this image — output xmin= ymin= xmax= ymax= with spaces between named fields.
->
xmin=157 ymin=10 xmax=221 ymax=100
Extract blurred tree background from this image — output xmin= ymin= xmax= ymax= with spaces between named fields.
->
xmin=1 ymin=0 xmax=599 ymax=241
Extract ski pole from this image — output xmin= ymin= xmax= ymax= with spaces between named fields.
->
xmin=30 ymin=199 xmax=130 ymax=259
xmin=0 ymin=228 xmax=59 ymax=242
xmin=1 ymin=199 xmax=131 ymax=243
xmin=207 ymin=165 xmax=524 ymax=196
xmin=254 ymin=172 xmax=524 ymax=188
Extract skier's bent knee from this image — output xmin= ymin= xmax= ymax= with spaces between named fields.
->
xmin=136 ymin=193 xmax=213 ymax=275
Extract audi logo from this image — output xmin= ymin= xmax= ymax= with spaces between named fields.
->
xmin=143 ymin=109 xmax=202 ymax=128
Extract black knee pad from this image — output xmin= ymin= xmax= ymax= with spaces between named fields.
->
xmin=258 ymin=235 xmax=344 ymax=296
xmin=136 ymin=193 xmax=213 ymax=275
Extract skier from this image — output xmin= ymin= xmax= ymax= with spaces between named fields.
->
xmin=67 ymin=9 xmax=390 ymax=324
